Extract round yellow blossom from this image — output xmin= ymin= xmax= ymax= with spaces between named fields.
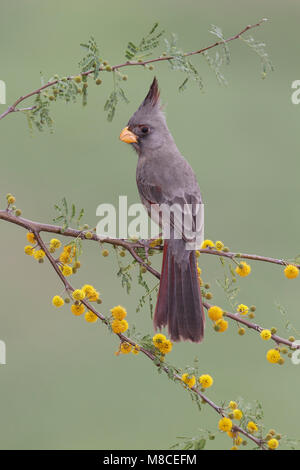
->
xmin=199 ymin=374 xmax=213 ymax=389
xmin=201 ymin=239 xmax=215 ymax=249
xmin=26 ymin=232 xmax=36 ymax=244
xmin=132 ymin=345 xmax=140 ymax=355
xmin=235 ymin=436 xmax=243 ymax=446
xmin=195 ymin=250 xmax=200 ymax=258
xmin=33 ymin=249 xmax=45 ymax=260
xmin=7 ymin=196 xmax=16 ymax=205
xmin=181 ymin=373 xmax=196 ymax=388
xmin=111 ymin=319 xmax=128 ymax=333
xmin=208 ymin=305 xmax=223 ymax=321
xmin=237 ymin=304 xmax=249 ymax=315
xmin=120 ymin=342 xmax=132 ymax=354
xmin=235 ymin=261 xmax=251 ymax=277
xmin=260 ymin=329 xmax=272 ymax=341
xmin=152 ymin=333 xmax=167 ymax=348
xmin=72 ymin=289 xmax=85 ymax=301
xmin=266 ymin=349 xmax=281 ymax=364
xmin=24 ymin=245 xmax=34 ymax=256
xmin=59 ymin=252 xmax=71 ymax=264
xmin=62 ymin=265 xmax=73 ymax=277
xmin=215 ymin=318 xmax=228 ymax=333
xmin=267 ymin=438 xmax=279 ymax=450
xmin=102 ymin=249 xmax=109 ymax=257
xmin=215 ymin=241 xmax=224 ymax=251
xmin=82 ymin=284 xmax=99 ymax=301
xmin=227 ymin=430 xmax=238 ymax=438
xmin=230 ymin=446 xmax=238 ymax=451
xmin=247 ymin=421 xmax=258 ymax=433
xmin=85 ymin=311 xmax=98 ymax=323
xmin=52 ymin=295 xmax=64 ymax=307
xmin=284 ymin=264 xmax=299 ymax=279
xmin=110 ymin=305 xmax=127 ymax=321
xmin=218 ymin=417 xmax=233 ymax=432
xmin=71 ymin=303 xmax=85 ymax=316
xmin=229 ymin=401 xmax=238 ymax=410
xmin=157 ymin=339 xmax=173 ymax=354
xmin=233 ymin=409 xmax=243 ymax=420
xmin=197 ymin=266 xmax=202 ymax=276
xmin=50 ymin=238 xmax=61 ymax=249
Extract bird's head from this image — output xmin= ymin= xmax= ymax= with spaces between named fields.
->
xmin=119 ymin=77 xmax=170 ymax=153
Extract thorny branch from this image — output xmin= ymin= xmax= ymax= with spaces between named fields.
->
xmin=0 ymin=19 xmax=267 ymax=121
xmin=0 ymin=205 xmax=298 ymax=449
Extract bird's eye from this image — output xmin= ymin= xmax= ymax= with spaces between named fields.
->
xmin=140 ymin=126 xmax=150 ymax=134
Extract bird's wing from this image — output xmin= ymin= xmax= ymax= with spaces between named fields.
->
xmin=137 ymin=180 xmax=204 ymax=249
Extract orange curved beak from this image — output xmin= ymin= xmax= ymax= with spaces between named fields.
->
xmin=119 ymin=126 xmax=138 ymax=144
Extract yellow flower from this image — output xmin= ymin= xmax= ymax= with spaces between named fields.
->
xmin=132 ymin=345 xmax=140 ymax=355
xmin=181 ymin=373 xmax=196 ymax=388
xmin=59 ymin=252 xmax=71 ymax=264
xmin=284 ymin=264 xmax=299 ymax=279
xmin=201 ymin=239 xmax=215 ymax=249
xmin=82 ymin=284 xmax=99 ymax=301
xmin=229 ymin=401 xmax=238 ymax=410
xmin=52 ymin=295 xmax=64 ymax=307
xmin=235 ymin=261 xmax=251 ymax=277
xmin=26 ymin=232 xmax=36 ymax=244
xmin=120 ymin=342 xmax=132 ymax=354
xmin=24 ymin=245 xmax=34 ymax=256
xmin=34 ymin=249 xmax=45 ymax=260
xmin=208 ymin=305 xmax=223 ymax=321
xmin=85 ymin=311 xmax=98 ymax=323
xmin=71 ymin=303 xmax=85 ymax=316
xmin=215 ymin=240 xmax=224 ymax=251
xmin=267 ymin=438 xmax=279 ymax=450
xmin=111 ymin=319 xmax=128 ymax=333
xmin=237 ymin=304 xmax=249 ymax=315
xmin=266 ymin=349 xmax=281 ymax=364
xmin=199 ymin=374 xmax=213 ymax=388
xmin=62 ymin=265 xmax=73 ymax=277
xmin=247 ymin=421 xmax=258 ymax=433
xmin=7 ymin=195 xmax=16 ymax=205
xmin=195 ymin=250 xmax=200 ymax=258
xmin=227 ymin=430 xmax=238 ymax=438
xmin=230 ymin=446 xmax=238 ymax=450
xmin=233 ymin=409 xmax=243 ymax=420
xmin=260 ymin=329 xmax=272 ymax=341
xmin=235 ymin=436 xmax=243 ymax=446
xmin=218 ymin=417 xmax=233 ymax=432
xmin=110 ymin=305 xmax=127 ymax=321
xmin=197 ymin=266 xmax=202 ymax=276
xmin=50 ymin=238 xmax=61 ymax=249
xmin=152 ymin=333 xmax=166 ymax=348
xmin=215 ymin=318 xmax=228 ymax=333
xmin=72 ymin=289 xmax=85 ymax=301
xmin=157 ymin=339 xmax=173 ymax=354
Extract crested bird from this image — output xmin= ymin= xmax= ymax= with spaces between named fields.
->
xmin=119 ymin=77 xmax=205 ymax=342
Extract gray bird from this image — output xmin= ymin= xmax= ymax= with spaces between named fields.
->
xmin=120 ymin=78 xmax=205 ymax=342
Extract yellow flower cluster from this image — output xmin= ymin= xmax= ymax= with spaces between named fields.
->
xmin=208 ymin=306 xmax=228 ymax=333
xmin=111 ymin=305 xmax=128 ymax=333
xmin=152 ymin=333 xmax=173 ymax=355
xmin=52 ymin=295 xmax=64 ymax=307
xmin=218 ymin=417 xmax=232 ymax=432
xmin=266 ymin=348 xmax=281 ymax=364
xmin=237 ymin=304 xmax=249 ymax=315
xmin=200 ymin=239 xmax=226 ymax=251
xmin=235 ymin=261 xmax=251 ymax=277
xmin=199 ymin=374 xmax=213 ymax=389
xmin=181 ymin=373 xmax=196 ymax=388
xmin=284 ymin=264 xmax=299 ymax=279
xmin=247 ymin=421 xmax=258 ymax=433
xmin=260 ymin=329 xmax=272 ymax=341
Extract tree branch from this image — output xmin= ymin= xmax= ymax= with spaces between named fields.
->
xmin=0 ymin=19 xmax=267 ymax=121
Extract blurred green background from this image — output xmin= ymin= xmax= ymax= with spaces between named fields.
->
xmin=1 ymin=0 xmax=300 ymax=450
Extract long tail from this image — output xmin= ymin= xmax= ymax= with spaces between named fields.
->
xmin=154 ymin=239 xmax=205 ymax=342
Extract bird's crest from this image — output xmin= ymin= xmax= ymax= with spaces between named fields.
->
xmin=141 ymin=77 xmax=160 ymax=107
